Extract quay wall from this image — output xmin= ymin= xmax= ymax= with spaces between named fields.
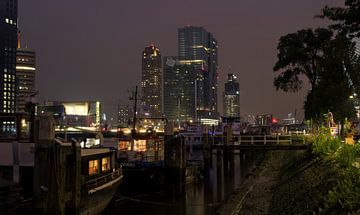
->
xmin=217 ymin=150 xmax=355 ymax=215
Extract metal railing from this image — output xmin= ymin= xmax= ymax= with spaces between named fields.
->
xmin=218 ymin=134 xmax=307 ymax=146
xmin=83 ymin=168 xmax=122 ymax=190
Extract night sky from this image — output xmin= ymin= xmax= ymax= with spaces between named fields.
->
xmin=18 ymin=0 xmax=343 ymax=120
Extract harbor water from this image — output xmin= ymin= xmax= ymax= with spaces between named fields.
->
xmin=106 ymin=149 xmax=264 ymax=215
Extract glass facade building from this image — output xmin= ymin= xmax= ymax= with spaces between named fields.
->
xmin=163 ymin=56 xmax=196 ymax=123
xmin=0 ymin=0 xmax=17 ymax=114
xmin=223 ymin=73 xmax=240 ymax=117
xmin=178 ymin=26 xmax=218 ymax=120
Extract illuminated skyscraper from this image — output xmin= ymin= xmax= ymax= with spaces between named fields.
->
xmin=141 ymin=45 xmax=162 ymax=117
xmin=178 ymin=26 xmax=218 ymax=121
xmin=118 ymin=105 xmax=130 ymax=127
xmin=223 ymin=73 xmax=240 ymax=117
xmin=0 ymin=0 xmax=18 ymax=114
xmin=163 ymin=56 xmax=195 ymax=123
xmin=16 ymin=32 xmax=37 ymax=113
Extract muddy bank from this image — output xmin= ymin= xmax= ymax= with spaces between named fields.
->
xmin=217 ymin=150 xmax=347 ymax=215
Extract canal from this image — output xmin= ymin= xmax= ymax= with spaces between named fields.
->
xmin=105 ymin=149 xmax=264 ymax=215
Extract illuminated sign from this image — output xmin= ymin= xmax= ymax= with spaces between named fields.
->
xmin=63 ymin=102 xmax=89 ymax=116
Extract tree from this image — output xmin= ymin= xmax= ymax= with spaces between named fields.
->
xmin=304 ymin=34 xmax=358 ymax=122
xmin=321 ymin=0 xmax=360 ymax=37
xmin=273 ymin=28 xmax=333 ymax=92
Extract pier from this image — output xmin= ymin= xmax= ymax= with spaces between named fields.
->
xmin=210 ymin=135 xmax=309 ymax=150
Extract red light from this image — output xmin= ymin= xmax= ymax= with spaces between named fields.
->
xmin=272 ymin=118 xmax=278 ymax=124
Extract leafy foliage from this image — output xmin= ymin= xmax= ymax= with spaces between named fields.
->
xmin=273 ymin=28 xmax=333 ymax=92
xmin=311 ymin=132 xmax=360 ymax=213
xmin=321 ymin=0 xmax=360 ymax=37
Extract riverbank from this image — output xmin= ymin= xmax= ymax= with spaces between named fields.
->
xmin=217 ymin=148 xmax=360 ymax=215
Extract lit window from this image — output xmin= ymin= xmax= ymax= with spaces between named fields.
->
xmin=5 ymin=18 xmax=9 ymax=23
xmin=102 ymin=157 xmax=111 ymax=172
xmin=88 ymin=159 xmax=99 ymax=175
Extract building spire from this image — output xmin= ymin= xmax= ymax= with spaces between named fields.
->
xmin=17 ymin=30 xmax=21 ymax=49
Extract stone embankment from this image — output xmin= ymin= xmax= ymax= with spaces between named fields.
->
xmin=217 ymin=150 xmax=351 ymax=215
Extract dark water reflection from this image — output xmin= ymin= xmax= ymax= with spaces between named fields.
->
xmin=106 ymin=150 xmax=263 ymax=215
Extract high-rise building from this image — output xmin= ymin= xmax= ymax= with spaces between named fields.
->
xmin=118 ymin=105 xmax=130 ymax=128
xmin=178 ymin=26 xmax=218 ymax=121
xmin=163 ymin=56 xmax=196 ymax=123
xmin=0 ymin=0 xmax=18 ymax=114
xmin=16 ymin=32 xmax=37 ymax=113
xmin=141 ymin=45 xmax=162 ymax=117
xmin=223 ymin=73 xmax=240 ymax=117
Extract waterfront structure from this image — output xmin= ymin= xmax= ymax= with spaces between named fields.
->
xmin=141 ymin=45 xmax=162 ymax=117
xmin=16 ymin=32 xmax=37 ymax=113
xmin=118 ymin=105 xmax=130 ymax=128
xmin=37 ymin=101 xmax=101 ymax=128
xmin=178 ymin=26 xmax=218 ymax=121
xmin=0 ymin=0 xmax=18 ymax=115
xmin=223 ymin=73 xmax=240 ymax=117
xmin=163 ymin=56 xmax=195 ymax=123
xmin=255 ymin=114 xmax=273 ymax=126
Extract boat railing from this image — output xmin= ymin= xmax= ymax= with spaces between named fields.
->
xmin=83 ymin=168 xmax=122 ymax=190
xmin=141 ymin=155 xmax=163 ymax=162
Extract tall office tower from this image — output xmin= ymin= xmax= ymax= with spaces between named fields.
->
xmin=178 ymin=26 xmax=218 ymax=121
xmin=223 ymin=73 xmax=240 ymax=117
xmin=16 ymin=32 xmax=37 ymax=113
xmin=163 ymin=56 xmax=196 ymax=123
xmin=118 ymin=105 xmax=130 ymax=128
xmin=0 ymin=0 xmax=18 ymax=114
xmin=141 ymin=45 xmax=162 ymax=117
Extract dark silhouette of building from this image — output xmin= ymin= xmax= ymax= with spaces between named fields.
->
xmin=163 ymin=56 xmax=195 ymax=123
xmin=141 ymin=45 xmax=162 ymax=117
xmin=223 ymin=73 xmax=240 ymax=117
xmin=178 ymin=26 xmax=218 ymax=121
xmin=0 ymin=0 xmax=18 ymax=114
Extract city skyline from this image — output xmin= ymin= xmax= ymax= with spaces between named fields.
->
xmin=18 ymin=0 xmax=344 ymax=119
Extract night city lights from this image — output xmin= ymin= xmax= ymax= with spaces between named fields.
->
xmin=1 ymin=0 xmax=360 ymax=214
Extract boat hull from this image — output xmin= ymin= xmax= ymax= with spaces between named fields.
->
xmin=80 ymin=175 xmax=123 ymax=215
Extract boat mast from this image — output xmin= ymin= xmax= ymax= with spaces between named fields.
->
xmin=131 ymin=86 xmax=138 ymax=138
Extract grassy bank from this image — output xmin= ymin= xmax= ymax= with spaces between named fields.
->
xmin=218 ymin=133 xmax=360 ymax=214
xmin=270 ymin=134 xmax=360 ymax=214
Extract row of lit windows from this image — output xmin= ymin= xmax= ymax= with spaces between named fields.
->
xmin=4 ymin=74 xmax=15 ymax=82
xmin=88 ymin=157 xmax=111 ymax=175
xmin=3 ymin=109 xmax=15 ymax=113
xmin=5 ymin=18 xmax=16 ymax=26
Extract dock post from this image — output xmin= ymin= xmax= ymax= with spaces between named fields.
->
xmin=33 ymin=115 xmax=56 ymax=214
xmin=264 ymin=135 xmax=266 ymax=145
xmin=34 ymin=115 xmax=81 ymax=215
xmin=164 ymin=122 xmax=186 ymax=197
xmin=224 ymin=124 xmax=232 ymax=147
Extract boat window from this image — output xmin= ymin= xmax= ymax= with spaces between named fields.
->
xmin=102 ymin=157 xmax=111 ymax=172
xmin=134 ymin=139 xmax=146 ymax=152
xmin=88 ymin=159 xmax=99 ymax=175
xmin=119 ymin=140 xmax=130 ymax=151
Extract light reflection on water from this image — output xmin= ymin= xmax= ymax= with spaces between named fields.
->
xmin=106 ymin=150 xmax=263 ymax=215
